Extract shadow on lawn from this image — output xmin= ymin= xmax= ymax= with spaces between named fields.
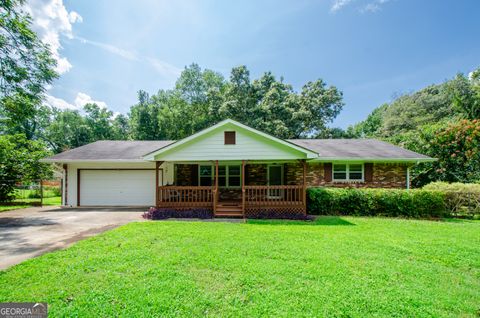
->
xmin=438 ymin=218 xmax=479 ymax=223
xmin=247 ymin=216 xmax=355 ymax=226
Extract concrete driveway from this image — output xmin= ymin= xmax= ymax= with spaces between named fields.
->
xmin=0 ymin=207 xmax=144 ymax=270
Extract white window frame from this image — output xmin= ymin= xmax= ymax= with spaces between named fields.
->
xmin=198 ymin=164 xmax=241 ymax=188
xmin=224 ymin=165 xmax=241 ymax=188
xmin=199 ymin=165 xmax=214 ymax=186
xmin=333 ymin=163 xmax=364 ymax=182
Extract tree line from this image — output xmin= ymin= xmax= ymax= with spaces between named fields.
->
xmin=12 ymin=63 xmax=344 ymax=153
xmin=345 ymin=69 xmax=480 ymax=186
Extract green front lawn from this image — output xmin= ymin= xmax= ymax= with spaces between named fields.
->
xmin=0 ymin=196 xmax=61 ymax=212
xmin=13 ymin=196 xmax=62 ymax=206
xmin=0 ymin=217 xmax=479 ymax=317
xmin=0 ymin=205 xmax=30 ymax=212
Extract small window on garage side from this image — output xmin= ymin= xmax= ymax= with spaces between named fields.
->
xmin=224 ymin=131 xmax=236 ymax=145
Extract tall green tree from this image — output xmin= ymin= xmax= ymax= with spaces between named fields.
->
xmin=84 ymin=103 xmax=114 ymax=140
xmin=175 ymin=63 xmax=225 ymax=134
xmin=447 ymin=71 xmax=480 ymax=120
xmin=128 ymin=90 xmax=162 ymax=140
xmin=349 ymin=67 xmax=480 ymax=186
xmin=128 ymin=64 xmax=343 ymax=140
xmin=0 ymin=134 xmax=52 ymax=201
xmin=44 ymin=108 xmax=91 ymax=153
xmin=112 ymin=114 xmax=129 ymax=140
xmin=211 ymin=66 xmax=344 ymax=138
xmin=0 ymin=0 xmax=58 ymax=138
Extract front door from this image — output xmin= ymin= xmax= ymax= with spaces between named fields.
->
xmin=268 ymin=165 xmax=283 ymax=198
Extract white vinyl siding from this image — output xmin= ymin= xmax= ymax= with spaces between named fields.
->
xmin=154 ymin=124 xmax=307 ymax=161
xmin=333 ymin=163 xmax=364 ymax=182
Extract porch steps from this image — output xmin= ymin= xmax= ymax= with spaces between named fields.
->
xmin=215 ymin=203 xmax=243 ymax=218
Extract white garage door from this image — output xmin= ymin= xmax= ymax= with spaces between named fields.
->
xmin=80 ymin=170 xmax=155 ymax=206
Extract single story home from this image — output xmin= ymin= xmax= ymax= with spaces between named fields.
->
xmin=42 ymin=119 xmax=434 ymax=217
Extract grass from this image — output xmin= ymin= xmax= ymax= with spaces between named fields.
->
xmin=0 ymin=196 xmax=61 ymax=213
xmin=0 ymin=187 xmax=62 ymax=212
xmin=13 ymin=196 xmax=62 ymax=205
xmin=0 ymin=205 xmax=30 ymax=212
xmin=0 ymin=217 xmax=479 ymax=317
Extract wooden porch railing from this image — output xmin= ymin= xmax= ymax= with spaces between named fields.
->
xmin=157 ymin=186 xmax=214 ymax=208
xmin=157 ymin=185 xmax=306 ymax=213
xmin=244 ymin=185 xmax=304 ymax=207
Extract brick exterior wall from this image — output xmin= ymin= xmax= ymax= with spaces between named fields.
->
xmin=175 ymin=163 xmax=408 ymax=189
xmin=285 ymin=162 xmax=408 ymax=189
xmin=245 ymin=164 xmax=267 ymax=185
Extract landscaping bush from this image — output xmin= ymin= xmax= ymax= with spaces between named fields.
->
xmin=307 ymin=187 xmax=446 ymax=218
xmin=143 ymin=207 xmax=213 ymax=220
xmin=423 ymin=182 xmax=480 ymax=218
xmin=25 ymin=187 xmax=61 ymax=199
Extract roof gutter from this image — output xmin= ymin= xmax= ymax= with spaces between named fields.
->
xmin=309 ymin=157 xmax=437 ymax=163
xmin=39 ymin=159 xmax=148 ymax=163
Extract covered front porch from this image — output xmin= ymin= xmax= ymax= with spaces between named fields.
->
xmin=154 ymin=160 xmax=307 ymax=217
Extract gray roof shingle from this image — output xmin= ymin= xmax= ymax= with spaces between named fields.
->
xmin=43 ymin=140 xmax=174 ymax=161
xmin=288 ymin=139 xmax=432 ymax=160
xmin=43 ymin=139 xmax=433 ymax=162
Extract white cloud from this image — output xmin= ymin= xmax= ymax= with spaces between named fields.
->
xmin=75 ymin=36 xmax=139 ymax=61
xmin=76 ymin=36 xmax=181 ymax=79
xmin=361 ymin=0 xmax=392 ymax=13
xmin=45 ymin=92 xmax=107 ymax=110
xmin=74 ymin=92 xmax=108 ymax=109
xmin=331 ymin=0 xmax=393 ymax=13
xmin=24 ymin=0 xmax=82 ymax=74
xmin=68 ymin=11 xmax=83 ymax=23
xmin=146 ymin=57 xmax=182 ymax=79
xmin=45 ymin=94 xmax=77 ymax=110
xmin=330 ymin=0 xmax=355 ymax=12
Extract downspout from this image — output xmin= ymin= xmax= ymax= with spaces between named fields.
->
xmin=406 ymin=166 xmax=410 ymax=190
xmin=63 ymin=164 xmax=68 ymax=206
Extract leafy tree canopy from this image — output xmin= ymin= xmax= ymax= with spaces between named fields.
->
xmin=347 ymin=67 xmax=480 ymax=186
xmin=0 ymin=0 xmax=58 ymax=139
xmin=128 ymin=64 xmax=344 ymax=140
xmin=0 ymin=134 xmax=52 ymax=201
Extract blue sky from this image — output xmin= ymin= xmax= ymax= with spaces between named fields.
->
xmin=27 ymin=0 xmax=480 ymax=128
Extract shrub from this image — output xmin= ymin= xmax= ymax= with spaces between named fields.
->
xmin=307 ymin=187 xmax=446 ymax=218
xmin=423 ymin=182 xmax=480 ymax=218
xmin=423 ymin=181 xmax=480 ymax=192
xmin=45 ymin=186 xmax=62 ymax=197
xmin=25 ymin=187 xmax=61 ymax=199
xmin=143 ymin=207 xmax=213 ymax=220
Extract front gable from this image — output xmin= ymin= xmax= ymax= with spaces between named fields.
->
xmin=143 ymin=119 xmax=318 ymax=161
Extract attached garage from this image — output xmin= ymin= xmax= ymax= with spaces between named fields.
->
xmin=79 ymin=170 xmax=156 ymax=206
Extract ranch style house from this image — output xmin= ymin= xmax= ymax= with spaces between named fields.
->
xmin=42 ymin=119 xmax=435 ymax=217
